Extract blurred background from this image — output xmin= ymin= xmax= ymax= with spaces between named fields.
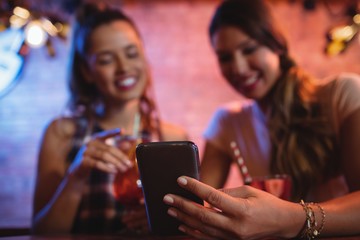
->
xmin=0 ymin=0 xmax=359 ymax=232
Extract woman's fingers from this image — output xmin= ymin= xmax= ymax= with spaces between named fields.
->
xmin=220 ymin=185 xmax=254 ymax=198
xmin=83 ymin=139 xmax=134 ymax=171
xmin=91 ymin=128 xmax=134 ymax=169
xmin=71 ymin=129 xmax=140 ymax=176
xmin=174 ymin=176 xmax=248 ymax=215
xmin=163 ymin=177 xmax=254 ymax=240
xmin=87 ymin=142 xmax=132 ymax=170
xmin=84 ymin=156 xmax=118 ymax=173
xmin=164 ymin=193 xmax=234 ymax=239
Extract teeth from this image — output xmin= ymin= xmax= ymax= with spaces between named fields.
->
xmin=243 ymin=76 xmax=257 ymax=86
xmin=118 ymin=77 xmax=135 ymax=87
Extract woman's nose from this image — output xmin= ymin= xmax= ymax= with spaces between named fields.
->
xmin=116 ymin=56 xmax=130 ymax=73
xmin=233 ymin=52 xmax=249 ymax=75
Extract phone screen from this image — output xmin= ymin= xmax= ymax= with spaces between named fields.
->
xmin=136 ymin=141 xmax=203 ymax=236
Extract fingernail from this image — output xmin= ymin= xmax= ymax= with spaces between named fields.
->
xmin=178 ymin=225 xmax=186 ymax=233
xmin=177 ymin=177 xmax=187 ymax=185
xmin=107 ymin=163 xmax=118 ymax=173
xmin=167 ymin=209 xmax=177 ymax=218
xmin=104 ymin=138 xmax=116 ymax=146
xmin=163 ymin=195 xmax=174 ymax=204
xmin=125 ymin=159 xmax=133 ymax=167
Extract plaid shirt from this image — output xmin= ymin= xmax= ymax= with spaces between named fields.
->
xmin=68 ymin=119 xmax=125 ymax=234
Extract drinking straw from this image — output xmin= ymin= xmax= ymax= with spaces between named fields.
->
xmin=230 ymin=141 xmax=252 ymax=184
xmin=132 ymin=112 xmax=141 ymax=137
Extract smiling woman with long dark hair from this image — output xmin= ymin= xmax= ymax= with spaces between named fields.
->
xmin=32 ymin=2 xmax=187 ymax=235
xmin=200 ymin=0 xmax=360 ymax=202
xmin=163 ymin=1 xmax=360 ymax=239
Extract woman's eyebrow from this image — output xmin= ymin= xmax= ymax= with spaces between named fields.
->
xmin=215 ymin=39 xmax=253 ymax=55
xmin=124 ymin=44 xmax=138 ymax=51
xmin=236 ymin=39 xmax=255 ymax=49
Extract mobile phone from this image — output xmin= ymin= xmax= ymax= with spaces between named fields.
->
xmin=135 ymin=141 xmax=203 ymax=236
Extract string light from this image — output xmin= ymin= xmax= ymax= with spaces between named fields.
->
xmin=2 ymin=5 xmax=69 ymax=53
xmin=325 ymin=3 xmax=359 ymax=56
xmin=24 ymin=20 xmax=48 ymax=48
xmin=0 ymin=2 xmax=69 ymax=97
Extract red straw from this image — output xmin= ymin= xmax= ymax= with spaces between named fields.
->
xmin=230 ymin=141 xmax=252 ymax=184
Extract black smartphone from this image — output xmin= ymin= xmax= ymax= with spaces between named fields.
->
xmin=135 ymin=141 xmax=203 ymax=236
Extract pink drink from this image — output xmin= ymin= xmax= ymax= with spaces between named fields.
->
xmin=112 ymin=135 xmax=148 ymax=206
xmin=246 ymin=174 xmax=292 ymax=200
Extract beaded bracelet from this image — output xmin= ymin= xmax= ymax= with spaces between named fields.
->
xmin=298 ymin=200 xmax=326 ymax=239
xmin=299 ymin=200 xmax=316 ymax=239
xmin=312 ymin=202 xmax=326 ymax=236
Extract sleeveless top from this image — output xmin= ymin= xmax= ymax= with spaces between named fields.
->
xmin=67 ymin=118 xmax=147 ymax=234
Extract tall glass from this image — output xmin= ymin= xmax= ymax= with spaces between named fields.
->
xmin=110 ymin=134 xmax=150 ymax=207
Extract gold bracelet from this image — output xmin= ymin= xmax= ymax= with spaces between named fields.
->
xmin=312 ymin=202 xmax=325 ymax=236
xmin=299 ymin=200 xmax=318 ymax=239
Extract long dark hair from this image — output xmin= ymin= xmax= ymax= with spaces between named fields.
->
xmin=209 ymin=0 xmax=338 ymax=200
xmin=67 ymin=2 xmax=162 ymax=139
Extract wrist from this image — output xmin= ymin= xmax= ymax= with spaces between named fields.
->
xmin=296 ymin=200 xmax=326 ymax=239
xmin=282 ymin=202 xmax=307 ymax=239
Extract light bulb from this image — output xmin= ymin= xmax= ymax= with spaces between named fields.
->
xmin=24 ymin=21 xmax=48 ymax=48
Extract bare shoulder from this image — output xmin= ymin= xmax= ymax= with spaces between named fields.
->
xmin=39 ymin=117 xmax=78 ymax=167
xmin=43 ymin=117 xmax=77 ymax=143
xmin=159 ymin=121 xmax=188 ymax=141
xmin=33 ymin=117 xmax=79 ymax=215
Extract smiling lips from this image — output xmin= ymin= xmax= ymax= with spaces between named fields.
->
xmin=115 ymin=76 xmax=137 ymax=90
xmin=243 ymin=75 xmax=258 ymax=86
xmin=234 ymin=74 xmax=260 ymax=92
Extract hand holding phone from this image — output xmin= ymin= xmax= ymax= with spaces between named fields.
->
xmin=136 ymin=141 xmax=203 ymax=236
